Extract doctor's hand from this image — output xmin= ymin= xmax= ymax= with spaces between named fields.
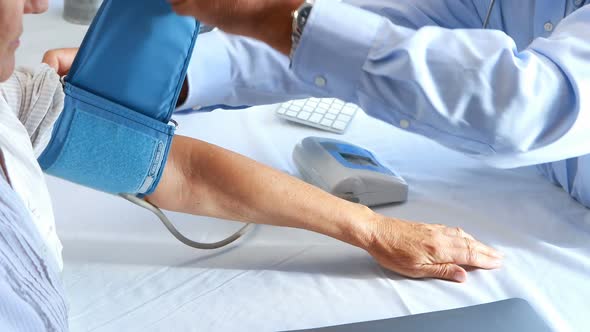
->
xmin=366 ymin=217 xmax=502 ymax=282
xmin=169 ymin=0 xmax=301 ymax=54
xmin=42 ymin=48 xmax=78 ymax=76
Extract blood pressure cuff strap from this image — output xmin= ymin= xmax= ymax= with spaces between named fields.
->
xmin=38 ymin=0 xmax=200 ymax=196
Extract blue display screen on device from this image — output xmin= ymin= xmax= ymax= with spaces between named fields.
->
xmin=320 ymin=141 xmax=395 ymax=176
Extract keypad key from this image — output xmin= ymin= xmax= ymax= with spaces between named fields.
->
xmin=341 ymin=106 xmax=357 ymax=115
xmin=308 ymin=113 xmax=323 ymax=123
xmin=297 ymin=111 xmax=311 ymax=120
xmin=276 ymin=98 xmax=359 ymax=134
xmin=337 ymin=114 xmax=351 ymax=122
xmin=302 ymin=105 xmax=315 ymax=112
xmin=321 ymin=118 xmax=334 ymax=127
xmin=319 ymin=101 xmax=332 ymax=108
xmin=332 ymin=120 xmax=348 ymax=131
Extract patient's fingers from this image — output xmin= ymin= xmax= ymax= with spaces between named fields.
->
xmin=450 ymin=234 xmax=502 ymax=258
xmin=42 ymin=56 xmax=59 ymax=71
xmin=450 ymin=238 xmax=503 ymax=269
xmin=442 ymin=226 xmax=503 ymax=258
xmin=443 ymin=226 xmax=475 ymax=241
xmin=422 ymin=263 xmax=467 ymax=283
xmin=42 ymin=48 xmax=78 ymax=76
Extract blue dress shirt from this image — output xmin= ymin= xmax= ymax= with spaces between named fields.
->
xmin=180 ymin=0 xmax=590 ymax=207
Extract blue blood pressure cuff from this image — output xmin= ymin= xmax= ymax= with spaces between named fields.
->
xmin=38 ymin=0 xmax=200 ymax=196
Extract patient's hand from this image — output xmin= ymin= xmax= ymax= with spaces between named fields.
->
xmin=42 ymin=48 xmax=78 ymax=76
xmin=367 ymin=217 xmax=502 ymax=282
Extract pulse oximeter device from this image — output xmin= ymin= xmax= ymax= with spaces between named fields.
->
xmin=293 ymin=137 xmax=408 ymax=206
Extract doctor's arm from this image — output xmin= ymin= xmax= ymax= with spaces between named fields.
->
xmin=172 ymin=0 xmax=590 ymax=169
xmin=147 ymin=135 xmax=502 ymax=282
xmin=178 ymin=30 xmax=317 ymax=111
xmin=177 ymin=0 xmax=484 ymax=111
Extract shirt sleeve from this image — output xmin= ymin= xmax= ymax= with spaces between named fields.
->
xmin=0 ymin=65 xmax=64 ymax=157
xmin=178 ymin=0 xmax=484 ymax=113
xmin=292 ymin=0 xmax=590 ymax=168
xmin=177 ymin=30 xmax=326 ymax=112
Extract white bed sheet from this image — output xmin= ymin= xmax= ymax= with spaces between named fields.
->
xmin=18 ymin=3 xmax=590 ymax=332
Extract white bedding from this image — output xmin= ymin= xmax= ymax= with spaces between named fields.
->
xmin=19 ymin=4 xmax=590 ymax=332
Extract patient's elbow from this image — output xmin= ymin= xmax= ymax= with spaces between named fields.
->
xmin=147 ymin=136 xmax=206 ymax=213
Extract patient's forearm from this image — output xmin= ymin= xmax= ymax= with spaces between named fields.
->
xmin=147 ymin=135 xmax=376 ymax=249
xmin=148 ymin=136 xmax=503 ymax=282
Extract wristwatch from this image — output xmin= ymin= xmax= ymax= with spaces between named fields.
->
xmin=290 ymin=0 xmax=314 ymax=60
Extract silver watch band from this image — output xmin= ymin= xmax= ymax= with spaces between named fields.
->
xmin=290 ymin=0 xmax=314 ymax=61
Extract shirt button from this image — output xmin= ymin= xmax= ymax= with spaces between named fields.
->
xmin=399 ymin=119 xmax=410 ymax=129
xmin=314 ymin=76 xmax=327 ymax=88
xmin=544 ymin=21 xmax=554 ymax=32
xmin=574 ymin=0 xmax=583 ymax=6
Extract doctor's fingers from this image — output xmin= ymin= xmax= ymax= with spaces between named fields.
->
xmin=169 ymin=0 xmax=197 ymax=15
xmin=168 ymin=0 xmax=271 ymax=35
xmin=169 ymin=0 xmax=234 ymax=23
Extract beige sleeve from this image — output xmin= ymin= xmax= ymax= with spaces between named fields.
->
xmin=0 ymin=65 xmax=64 ymax=157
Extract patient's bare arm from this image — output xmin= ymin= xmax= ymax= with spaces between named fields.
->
xmin=41 ymin=48 xmax=502 ymax=282
xmin=147 ymin=135 xmax=503 ymax=282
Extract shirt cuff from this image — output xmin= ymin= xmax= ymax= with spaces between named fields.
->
xmin=175 ymin=31 xmax=233 ymax=112
xmin=291 ymin=0 xmax=383 ymax=98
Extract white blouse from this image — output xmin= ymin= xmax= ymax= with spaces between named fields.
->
xmin=0 ymin=64 xmax=64 ymax=270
